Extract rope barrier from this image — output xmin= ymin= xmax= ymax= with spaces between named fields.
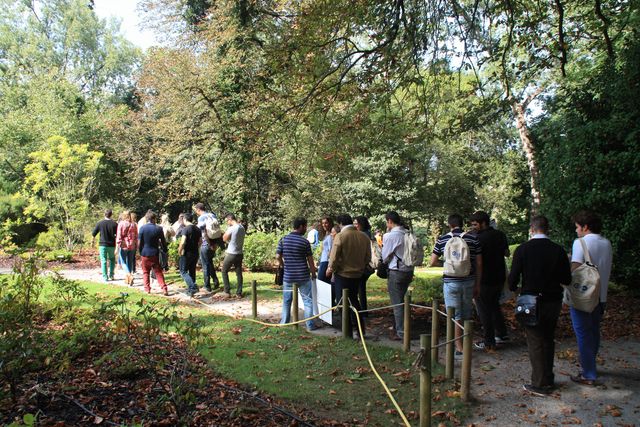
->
xmin=409 ymin=303 xmax=432 ymax=310
xmin=260 ymin=288 xmax=295 ymax=293
xmin=357 ymin=303 xmax=404 ymax=313
xmin=349 ymin=305 xmax=411 ymax=427
xmin=431 ymin=333 xmax=471 ymax=349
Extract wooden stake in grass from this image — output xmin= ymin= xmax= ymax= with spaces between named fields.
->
xmin=403 ymin=291 xmax=411 ymax=352
xmin=445 ymin=306 xmax=455 ymax=379
xmin=293 ymin=284 xmax=299 ymax=330
xmin=461 ymin=320 xmax=473 ymax=401
xmin=419 ymin=334 xmax=431 ymax=427
xmin=431 ymin=298 xmax=439 ymax=365
xmin=342 ymin=288 xmax=351 ymax=339
xmin=251 ymin=280 xmax=257 ymax=319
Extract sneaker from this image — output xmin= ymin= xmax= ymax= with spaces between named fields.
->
xmin=495 ymin=336 xmax=510 ymax=344
xmin=523 ymin=383 xmax=550 ymax=397
xmin=454 ymin=351 xmax=464 ymax=360
xmin=109 ymin=276 xmax=115 ymax=281
xmin=474 ymin=341 xmax=496 ymax=351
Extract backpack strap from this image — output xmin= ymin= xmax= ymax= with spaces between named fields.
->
xmin=579 ymin=238 xmax=592 ymax=264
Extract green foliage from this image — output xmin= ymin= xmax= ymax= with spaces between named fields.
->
xmin=49 ymin=272 xmax=88 ymax=311
xmin=535 ymin=28 xmax=640 ymax=286
xmin=21 ymin=136 xmax=103 ymax=250
xmin=34 ymin=227 xmax=66 ymax=250
xmin=242 ymin=231 xmax=282 ymax=271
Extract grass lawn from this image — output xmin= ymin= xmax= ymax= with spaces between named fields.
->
xmin=40 ymin=276 xmax=467 ymax=426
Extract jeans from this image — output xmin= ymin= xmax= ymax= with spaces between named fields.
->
xmin=99 ymin=246 xmax=116 ymax=280
xmin=141 ymin=255 xmax=167 ymax=293
xmin=222 ymin=253 xmax=244 ymax=295
xmin=179 ymin=252 xmax=199 ymax=294
xmin=317 ymin=261 xmax=330 ymax=283
xmin=443 ymin=278 xmax=475 ymax=321
xmin=570 ymin=303 xmax=605 ymax=380
xmin=525 ymin=299 xmax=562 ymax=388
xmin=387 ymin=270 xmax=413 ymax=337
xmin=280 ymin=279 xmax=315 ymax=330
xmin=119 ymin=249 xmax=136 ymax=274
xmin=475 ymin=285 xmax=508 ymax=346
xmin=199 ymin=245 xmax=219 ymax=290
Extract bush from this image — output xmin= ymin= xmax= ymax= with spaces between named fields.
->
xmin=35 ymin=227 xmax=66 ymax=250
xmin=242 ymin=231 xmax=283 ymax=271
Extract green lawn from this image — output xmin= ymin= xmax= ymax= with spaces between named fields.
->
xmin=39 ymin=275 xmax=465 ymax=426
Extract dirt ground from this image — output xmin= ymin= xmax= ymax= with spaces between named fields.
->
xmin=3 ymin=264 xmax=639 ymax=426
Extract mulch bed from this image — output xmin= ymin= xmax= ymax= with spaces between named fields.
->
xmin=1 ymin=326 xmax=333 ymax=426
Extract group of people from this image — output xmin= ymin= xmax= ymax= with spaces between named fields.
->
xmin=91 ymin=203 xmax=246 ymax=298
xmin=94 ymin=204 xmax=613 ymax=397
xmin=277 ymin=208 xmax=613 ymax=398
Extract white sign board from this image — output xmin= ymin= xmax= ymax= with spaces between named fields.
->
xmin=298 ymin=278 xmax=334 ymax=325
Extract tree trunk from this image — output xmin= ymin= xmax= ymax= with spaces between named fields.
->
xmin=510 ymin=98 xmax=541 ymax=215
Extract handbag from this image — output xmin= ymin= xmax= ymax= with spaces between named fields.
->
xmin=515 ymin=294 xmax=539 ymax=327
xmin=563 ymin=238 xmax=600 ymax=313
xmin=275 ymin=265 xmax=284 ymax=287
xmin=376 ymin=259 xmax=389 ymax=279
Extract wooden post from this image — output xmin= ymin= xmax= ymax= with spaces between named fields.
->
xmin=292 ymin=284 xmax=299 ymax=330
xmin=251 ymin=280 xmax=257 ymax=319
xmin=461 ymin=320 xmax=474 ymax=401
xmin=445 ymin=307 xmax=455 ymax=379
xmin=431 ymin=298 xmax=439 ymax=365
xmin=419 ymin=334 xmax=431 ymax=427
xmin=342 ymin=288 xmax=351 ymax=339
xmin=403 ymin=291 xmax=411 ymax=352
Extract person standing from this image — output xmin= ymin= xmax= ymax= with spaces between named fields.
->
xmin=354 ymin=215 xmax=375 ymax=315
xmin=92 ymin=209 xmax=118 ymax=283
xmin=194 ymin=203 xmax=220 ymax=292
xmin=508 ymin=216 xmax=572 ymax=396
xmin=569 ymin=210 xmax=613 ymax=385
xmin=138 ymin=211 xmax=169 ymax=296
xmin=383 ymin=211 xmax=415 ymax=341
xmin=317 ymin=216 xmax=334 ymax=283
xmin=470 ymin=211 xmax=510 ymax=349
xmin=177 ymin=212 xmax=202 ymax=297
xmin=277 ymin=217 xmax=318 ymax=331
xmin=221 ymin=214 xmax=246 ymax=297
xmin=116 ymin=210 xmax=138 ymax=286
xmin=327 ymin=214 xmax=371 ymax=337
xmin=430 ymin=214 xmax=482 ymax=356
xmin=307 ymin=224 xmax=320 ymax=250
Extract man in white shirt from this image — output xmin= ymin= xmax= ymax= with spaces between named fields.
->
xmin=222 ymin=214 xmax=246 ymax=297
xmin=382 ymin=211 xmax=414 ymax=341
xmin=569 ymin=210 xmax=613 ymax=386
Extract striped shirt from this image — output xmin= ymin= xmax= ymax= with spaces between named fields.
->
xmin=432 ymin=228 xmax=482 ymax=280
xmin=277 ymin=232 xmax=312 ymax=283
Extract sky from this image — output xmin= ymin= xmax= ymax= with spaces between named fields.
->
xmin=93 ymin=0 xmax=156 ymax=50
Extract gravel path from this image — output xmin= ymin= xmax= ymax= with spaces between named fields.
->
xmin=4 ymin=266 xmax=639 ymax=426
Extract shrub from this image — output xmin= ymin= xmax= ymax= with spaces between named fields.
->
xmin=35 ymin=226 xmax=66 ymax=250
xmin=242 ymin=231 xmax=282 ymax=271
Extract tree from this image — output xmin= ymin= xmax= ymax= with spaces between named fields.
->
xmin=21 ymin=136 xmax=102 ymax=249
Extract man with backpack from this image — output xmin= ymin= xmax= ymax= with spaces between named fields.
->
xmin=381 ymin=211 xmax=417 ymax=341
xmin=193 ymin=203 xmax=221 ymax=292
xmin=568 ymin=210 xmax=612 ymax=386
xmin=430 ymin=214 xmax=482 ymax=358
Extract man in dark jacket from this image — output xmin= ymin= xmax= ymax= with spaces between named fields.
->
xmin=508 ymin=215 xmax=571 ymax=396
xmin=138 ymin=211 xmax=169 ymax=295
xmin=91 ymin=209 xmax=118 ymax=283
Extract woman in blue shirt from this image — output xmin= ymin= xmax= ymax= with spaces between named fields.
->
xmin=317 ymin=216 xmax=334 ymax=282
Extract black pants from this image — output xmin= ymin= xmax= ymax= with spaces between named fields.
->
xmin=334 ymin=274 xmax=363 ymax=334
xmin=358 ymin=270 xmax=373 ymax=316
xmin=524 ymin=299 xmax=562 ymax=388
xmin=476 ymin=285 xmax=507 ymax=346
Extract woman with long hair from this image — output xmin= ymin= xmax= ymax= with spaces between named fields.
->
xmin=116 ymin=210 xmax=138 ymax=285
xmin=317 ymin=216 xmax=335 ymax=283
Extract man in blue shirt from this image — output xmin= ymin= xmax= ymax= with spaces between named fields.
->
xmin=277 ymin=217 xmax=318 ymax=331
xmin=194 ymin=203 xmax=221 ymax=292
xmin=138 ymin=210 xmax=169 ymax=295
